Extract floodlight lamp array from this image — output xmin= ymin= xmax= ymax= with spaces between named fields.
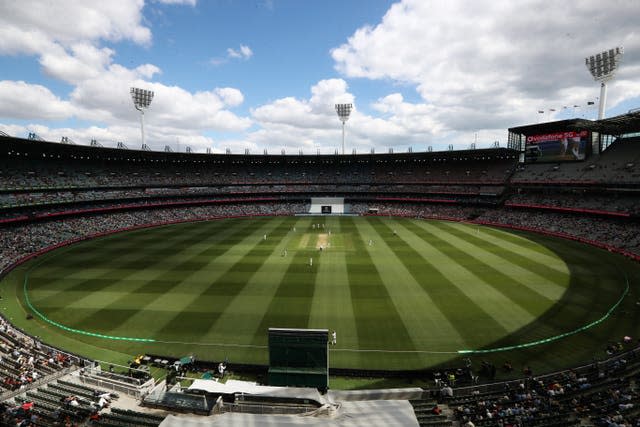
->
xmin=335 ymin=103 xmax=353 ymax=123
xmin=130 ymin=87 xmax=154 ymax=110
xmin=585 ymin=47 xmax=623 ymax=82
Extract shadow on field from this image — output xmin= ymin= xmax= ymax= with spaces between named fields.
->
xmin=421 ymin=231 xmax=640 ymax=381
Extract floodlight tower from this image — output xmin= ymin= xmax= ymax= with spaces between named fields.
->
xmin=335 ymin=103 xmax=353 ymax=155
xmin=585 ymin=47 xmax=623 ymax=120
xmin=130 ymin=87 xmax=154 ymax=147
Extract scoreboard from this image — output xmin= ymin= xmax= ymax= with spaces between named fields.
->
xmin=524 ymin=130 xmax=590 ymax=163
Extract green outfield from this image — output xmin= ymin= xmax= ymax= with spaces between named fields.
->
xmin=2 ymin=216 xmax=639 ymax=375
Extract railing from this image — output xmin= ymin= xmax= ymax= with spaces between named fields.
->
xmin=0 ymin=365 xmax=79 ymax=402
xmin=79 ymin=364 xmax=155 ymax=398
xmin=451 ymin=344 xmax=640 ymax=397
xmin=219 ymin=401 xmax=319 ymax=416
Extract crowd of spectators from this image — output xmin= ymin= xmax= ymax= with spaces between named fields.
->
xmin=0 ymin=318 xmax=85 ymax=425
xmin=506 ymin=192 xmax=640 ymax=215
xmin=0 ymin=319 xmax=77 ymax=395
xmin=450 ymin=344 xmax=640 ymax=427
xmin=0 ymin=202 xmax=307 ymax=274
xmin=350 ymin=201 xmax=640 ymax=256
xmin=0 ymin=184 xmax=504 ymax=211
xmin=349 ymin=202 xmax=480 ymax=220
xmin=479 ymin=208 xmax=640 ymax=256
xmin=4 ymin=198 xmax=638 ymax=276
xmin=1 ymin=150 xmax=516 ymax=190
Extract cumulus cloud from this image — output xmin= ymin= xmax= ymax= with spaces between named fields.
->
xmin=2 ymin=1 xmax=640 ymax=153
xmin=332 ymin=0 xmax=640 ymax=144
xmin=0 ymin=1 xmax=251 ymax=152
xmin=0 ymin=81 xmax=75 ymax=120
xmin=248 ymin=78 xmax=446 ymax=153
xmin=0 ymin=1 xmax=152 ymax=50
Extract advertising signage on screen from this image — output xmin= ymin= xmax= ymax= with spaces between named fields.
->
xmin=524 ymin=130 xmax=589 ymax=163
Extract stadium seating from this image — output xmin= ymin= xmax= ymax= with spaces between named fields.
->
xmin=511 ymin=136 xmax=640 ymax=184
xmin=1 ymin=134 xmax=639 ymax=426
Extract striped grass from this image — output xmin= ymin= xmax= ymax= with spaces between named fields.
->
xmin=2 ymin=216 xmax=638 ymax=374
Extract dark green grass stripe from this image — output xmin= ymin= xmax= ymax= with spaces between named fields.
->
xmin=201 ymin=218 xmax=291 ymax=297
xmin=153 ymin=219 xmax=294 ymax=341
xmin=410 ymin=221 xmax=558 ymax=316
xmin=344 ymin=217 xmax=419 ymax=354
xmin=29 ymin=219 xmax=259 ymax=331
xmin=150 ymin=217 xmax=292 ymax=340
xmin=28 ymin=221 xmax=225 ymax=286
xmin=250 ymin=250 xmax=319 ymax=345
xmin=27 ymin=230 xmax=176 ymax=278
xmin=438 ymin=222 xmax=569 ymax=282
xmin=369 ymin=217 xmax=509 ymax=348
xmin=58 ymin=218 xmax=263 ymax=332
xmin=35 ymin=222 xmax=217 ymax=271
xmin=28 ymin=220 xmax=241 ymax=299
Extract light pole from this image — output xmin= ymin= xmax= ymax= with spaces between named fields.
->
xmin=130 ymin=87 xmax=154 ymax=147
xmin=335 ymin=103 xmax=353 ymax=155
xmin=585 ymin=47 xmax=623 ymax=120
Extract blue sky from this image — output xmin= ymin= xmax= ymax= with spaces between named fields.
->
xmin=0 ymin=0 xmax=639 ymax=153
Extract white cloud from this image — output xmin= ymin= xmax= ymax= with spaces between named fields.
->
xmin=0 ymin=1 xmax=252 ymax=152
xmin=210 ymin=45 xmax=254 ymax=66
xmin=252 ymin=79 xmax=352 ymax=129
xmin=154 ymin=0 xmax=197 ymax=6
xmin=0 ymin=1 xmax=152 ymax=51
xmin=3 ymin=1 xmax=640 ymax=154
xmin=227 ymin=45 xmax=253 ymax=60
xmin=40 ymin=44 xmax=115 ymax=84
xmin=0 ymin=81 xmax=75 ymax=120
xmin=215 ymin=88 xmax=245 ymax=107
xmin=332 ymin=0 xmax=640 ymax=143
xmin=248 ymin=79 xmax=449 ymax=153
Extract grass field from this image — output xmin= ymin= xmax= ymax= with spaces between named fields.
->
xmin=2 ymin=216 xmax=639 ymax=377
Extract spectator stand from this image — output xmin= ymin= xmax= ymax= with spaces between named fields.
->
xmin=0 ymin=315 xmax=90 ymax=403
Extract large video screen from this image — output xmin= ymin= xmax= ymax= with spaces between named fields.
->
xmin=524 ymin=130 xmax=589 ymax=163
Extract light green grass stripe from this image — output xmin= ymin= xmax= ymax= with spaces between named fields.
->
xmin=341 ymin=217 xmax=422 ymax=369
xmin=204 ymin=217 xmax=312 ymax=345
xmin=22 ymin=263 xmax=154 ymax=343
xmin=454 ymin=223 xmax=569 ymax=273
xmin=352 ymin=217 xmax=465 ymax=350
xmin=149 ymin=217 xmax=296 ymax=349
xmin=308 ymin=216 xmax=359 ymax=358
xmin=55 ymin=218 xmax=268 ymax=335
xmin=28 ymin=221 xmax=222 ymax=300
xmin=246 ymin=218 xmax=328 ymax=355
xmin=418 ymin=221 xmax=568 ymax=300
xmin=26 ymin=225 xmax=189 ymax=277
xmin=387 ymin=218 xmax=536 ymax=332
xmin=30 ymin=219 xmax=256 ymax=329
xmin=114 ymin=217 xmax=288 ymax=337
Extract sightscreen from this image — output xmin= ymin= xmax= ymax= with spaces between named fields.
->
xmin=525 ymin=130 xmax=589 ymax=163
xmin=268 ymin=328 xmax=328 ymax=389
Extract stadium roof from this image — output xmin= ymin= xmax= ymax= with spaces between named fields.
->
xmin=1 ymin=135 xmax=518 ymax=164
xmin=509 ymin=110 xmax=640 ymax=137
